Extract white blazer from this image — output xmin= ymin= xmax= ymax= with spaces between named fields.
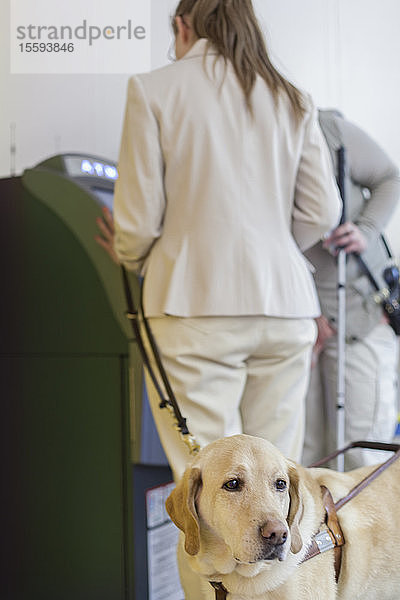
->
xmin=114 ymin=39 xmax=341 ymax=318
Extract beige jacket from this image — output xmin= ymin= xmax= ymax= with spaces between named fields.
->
xmin=114 ymin=39 xmax=341 ymax=318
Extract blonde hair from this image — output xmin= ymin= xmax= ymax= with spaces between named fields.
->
xmin=173 ymin=0 xmax=305 ymax=121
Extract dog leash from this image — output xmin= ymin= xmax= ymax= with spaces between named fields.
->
xmin=210 ymin=582 xmax=229 ymax=599
xmin=211 ymin=441 xmax=400 ymax=598
xmin=121 ymin=266 xmax=200 ymax=455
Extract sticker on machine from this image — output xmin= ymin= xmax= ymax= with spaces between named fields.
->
xmin=146 ymin=482 xmax=184 ymax=600
xmin=10 ymin=0 xmax=151 ymax=74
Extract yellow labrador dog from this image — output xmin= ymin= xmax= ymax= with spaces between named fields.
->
xmin=166 ymin=434 xmax=400 ymax=599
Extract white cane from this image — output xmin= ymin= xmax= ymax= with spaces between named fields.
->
xmin=336 ymin=146 xmax=347 ymax=472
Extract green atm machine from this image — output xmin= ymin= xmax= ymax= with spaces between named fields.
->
xmin=0 ymin=155 xmax=181 ymax=600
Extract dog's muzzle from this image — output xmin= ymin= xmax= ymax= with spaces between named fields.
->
xmin=259 ymin=519 xmax=289 ymax=561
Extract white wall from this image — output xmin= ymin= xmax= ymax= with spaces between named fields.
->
xmin=253 ymin=0 xmax=400 ymax=252
xmin=0 ymin=0 xmax=176 ymax=179
xmin=1 ymin=0 xmax=399 ymax=250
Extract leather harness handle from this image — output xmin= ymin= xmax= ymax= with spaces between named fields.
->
xmin=334 ymin=444 xmax=400 ymax=511
xmin=301 ymin=485 xmax=345 ymax=582
xmin=308 ymin=440 xmax=400 ymax=469
xmin=321 ymin=485 xmax=344 ymax=581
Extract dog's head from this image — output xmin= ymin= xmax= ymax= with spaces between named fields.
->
xmin=166 ymin=435 xmax=306 ymax=568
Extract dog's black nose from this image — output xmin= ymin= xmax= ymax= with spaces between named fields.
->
xmin=260 ymin=520 xmax=288 ymax=546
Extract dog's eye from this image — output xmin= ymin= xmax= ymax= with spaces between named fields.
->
xmin=223 ymin=479 xmax=241 ymax=491
xmin=275 ymin=479 xmax=287 ymax=491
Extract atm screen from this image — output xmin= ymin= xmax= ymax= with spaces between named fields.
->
xmin=64 ymin=156 xmax=118 ymax=182
xmin=90 ymin=186 xmax=114 ymax=212
xmin=30 ymin=153 xmax=118 ymax=214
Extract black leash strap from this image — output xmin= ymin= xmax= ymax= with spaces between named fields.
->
xmin=354 ymin=236 xmax=397 ymax=292
xmin=337 ymin=145 xmax=346 ymax=225
xmin=354 ymin=253 xmax=381 ymax=292
xmin=210 ymin=582 xmax=228 ymax=600
xmin=121 ymin=266 xmax=165 ymax=403
xmin=137 ymin=282 xmax=184 ymax=424
xmin=121 ymin=266 xmax=200 ymax=453
xmin=352 ymin=241 xmax=400 ymax=336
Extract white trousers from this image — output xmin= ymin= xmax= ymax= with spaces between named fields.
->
xmin=303 ymin=323 xmax=399 ymax=470
xmin=145 ymin=315 xmax=316 ymax=479
xmin=143 ymin=315 xmax=316 ymax=600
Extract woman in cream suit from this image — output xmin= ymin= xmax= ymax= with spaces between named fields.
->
xmin=96 ymin=2 xmax=343 ymax=596
xmin=110 ymin=0 xmax=341 ymax=485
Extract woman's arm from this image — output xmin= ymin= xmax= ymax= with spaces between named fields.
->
xmin=113 ymin=75 xmax=166 ymax=273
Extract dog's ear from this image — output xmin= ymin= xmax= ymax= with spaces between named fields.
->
xmin=287 ymin=464 xmax=303 ymax=554
xmin=166 ymin=467 xmax=202 ymax=556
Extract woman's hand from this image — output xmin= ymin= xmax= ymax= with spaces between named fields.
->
xmin=311 ymin=315 xmax=336 ymax=367
xmin=323 ymin=221 xmax=367 ymax=255
xmin=95 ymin=206 xmax=120 ymax=265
